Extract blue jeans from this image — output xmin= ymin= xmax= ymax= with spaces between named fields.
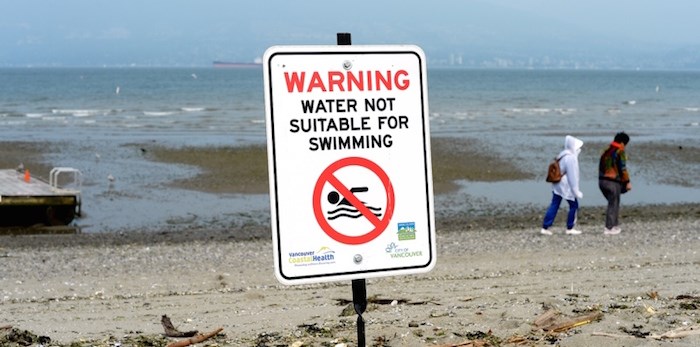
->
xmin=542 ymin=193 xmax=578 ymax=230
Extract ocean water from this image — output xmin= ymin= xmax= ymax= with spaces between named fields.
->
xmin=2 ymin=68 xmax=699 ymax=142
xmin=1 ymin=68 xmax=699 ymax=232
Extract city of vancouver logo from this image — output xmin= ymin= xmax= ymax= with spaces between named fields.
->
xmin=288 ymin=246 xmax=336 ymax=266
xmin=385 ymin=242 xmax=422 ymax=259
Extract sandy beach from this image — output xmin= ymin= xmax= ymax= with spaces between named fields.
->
xmin=2 ymin=214 xmax=700 ymax=347
xmin=2 ymin=137 xmax=700 ymax=346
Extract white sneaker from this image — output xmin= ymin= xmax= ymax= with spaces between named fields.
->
xmin=540 ymin=228 xmax=553 ymax=235
xmin=566 ymin=229 xmax=582 ymax=235
xmin=604 ymin=227 xmax=621 ymax=235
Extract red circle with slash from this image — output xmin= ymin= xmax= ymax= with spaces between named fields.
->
xmin=313 ymin=157 xmax=395 ymax=245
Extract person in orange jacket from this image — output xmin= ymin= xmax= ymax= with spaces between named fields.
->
xmin=598 ymin=132 xmax=631 ymax=235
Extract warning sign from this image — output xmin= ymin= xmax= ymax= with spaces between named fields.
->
xmin=263 ymin=45 xmax=435 ymax=285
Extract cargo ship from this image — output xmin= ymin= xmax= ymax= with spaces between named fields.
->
xmin=212 ymin=61 xmax=262 ymax=68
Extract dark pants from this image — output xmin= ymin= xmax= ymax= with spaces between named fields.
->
xmin=542 ymin=193 xmax=578 ymax=230
xmin=599 ymin=179 xmax=622 ymax=229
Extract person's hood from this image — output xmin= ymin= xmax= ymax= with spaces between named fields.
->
xmin=564 ymin=135 xmax=584 ymax=155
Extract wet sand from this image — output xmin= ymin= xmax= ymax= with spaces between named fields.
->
xmin=1 ymin=137 xmax=700 ymax=346
xmin=141 ymin=137 xmax=535 ymax=196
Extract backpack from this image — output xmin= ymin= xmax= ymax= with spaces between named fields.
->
xmin=546 ymin=157 xmax=564 ymax=183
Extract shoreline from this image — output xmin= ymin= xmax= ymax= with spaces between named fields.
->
xmin=2 ymin=201 xmax=699 ymax=241
xmin=1 ymin=136 xmax=698 ymax=236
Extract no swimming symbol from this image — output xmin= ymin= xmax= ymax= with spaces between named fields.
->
xmin=312 ymin=157 xmax=395 ymax=245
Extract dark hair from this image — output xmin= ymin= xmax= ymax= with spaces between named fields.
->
xmin=614 ymin=132 xmax=630 ymax=145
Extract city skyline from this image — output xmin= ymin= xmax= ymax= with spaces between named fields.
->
xmin=2 ymin=1 xmax=699 ymax=69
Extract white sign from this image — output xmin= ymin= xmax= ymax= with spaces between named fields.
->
xmin=263 ymin=45 xmax=435 ymax=285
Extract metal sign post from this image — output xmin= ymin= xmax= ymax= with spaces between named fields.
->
xmin=338 ymin=31 xmax=367 ymax=347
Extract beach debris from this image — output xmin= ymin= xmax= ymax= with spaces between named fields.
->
xmin=335 ymin=295 xmax=439 ymax=306
xmin=532 ymin=308 xmax=559 ymax=329
xmin=593 ymin=323 xmax=700 ymax=340
xmin=433 ymin=341 xmax=491 ymax=347
xmin=642 ymin=302 xmax=656 ymax=316
xmin=621 ymin=325 xmax=651 ymax=338
xmin=254 ymin=331 xmax=283 ymax=345
xmin=649 ymin=324 xmax=700 ymax=339
xmin=590 ymin=331 xmax=637 ymax=339
xmin=675 ymin=294 xmax=700 ymax=310
xmin=647 ymin=290 xmax=659 ymax=300
xmin=295 ymin=323 xmax=334 ymax=338
xmin=676 ymin=294 xmax=700 ymax=300
xmin=160 ymin=315 xmax=198 ymax=337
xmin=0 ymin=327 xmax=51 ymax=346
xmin=160 ymin=315 xmax=224 ymax=347
xmin=435 ymin=330 xmax=501 ymax=346
xmin=533 ymin=308 xmax=603 ymax=333
xmin=336 ymin=295 xmax=439 ymax=317
xmin=165 ymin=327 xmax=224 ymax=347
xmin=339 ymin=303 xmax=357 ymax=317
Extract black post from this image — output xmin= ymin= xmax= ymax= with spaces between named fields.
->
xmin=338 ymin=31 xmax=365 ymax=347
xmin=337 ymin=32 xmax=352 ymax=46
xmin=352 ymin=278 xmax=367 ymax=347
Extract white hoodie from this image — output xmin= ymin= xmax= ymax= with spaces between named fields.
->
xmin=552 ymin=135 xmax=584 ymax=201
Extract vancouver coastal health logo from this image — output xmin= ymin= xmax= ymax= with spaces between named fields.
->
xmin=288 ymin=247 xmax=336 ymax=267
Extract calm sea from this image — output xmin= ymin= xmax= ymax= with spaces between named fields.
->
xmin=1 ymin=68 xmax=698 ymax=232
xmin=2 ymin=68 xmax=699 ymax=142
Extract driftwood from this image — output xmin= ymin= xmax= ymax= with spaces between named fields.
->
xmin=649 ymin=324 xmax=700 ymax=339
xmin=434 ymin=339 xmax=490 ymax=347
xmin=165 ymin=327 xmax=224 ymax=347
xmin=593 ymin=324 xmax=700 ymax=340
xmin=160 ymin=315 xmax=198 ymax=338
xmin=532 ymin=309 xmax=559 ymax=328
xmin=547 ymin=312 xmax=603 ymax=333
xmin=533 ymin=309 xmax=603 ymax=333
xmin=591 ymin=332 xmax=637 ymax=339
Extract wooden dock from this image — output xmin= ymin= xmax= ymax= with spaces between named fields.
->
xmin=0 ymin=168 xmax=81 ymax=227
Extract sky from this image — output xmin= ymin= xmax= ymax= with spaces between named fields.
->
xmin=2 ymin=0 xmax=700 ymax=69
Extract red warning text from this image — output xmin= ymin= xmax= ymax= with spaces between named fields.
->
xmin=284 ymin=70 xmax=410 ymax=93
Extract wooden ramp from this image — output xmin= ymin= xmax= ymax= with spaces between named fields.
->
xmin=0 ymin=168 xmax=81 ymax=227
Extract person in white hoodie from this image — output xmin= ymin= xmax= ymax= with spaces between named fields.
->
xmin=540 ymin=135 xmax=584 ymax=235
